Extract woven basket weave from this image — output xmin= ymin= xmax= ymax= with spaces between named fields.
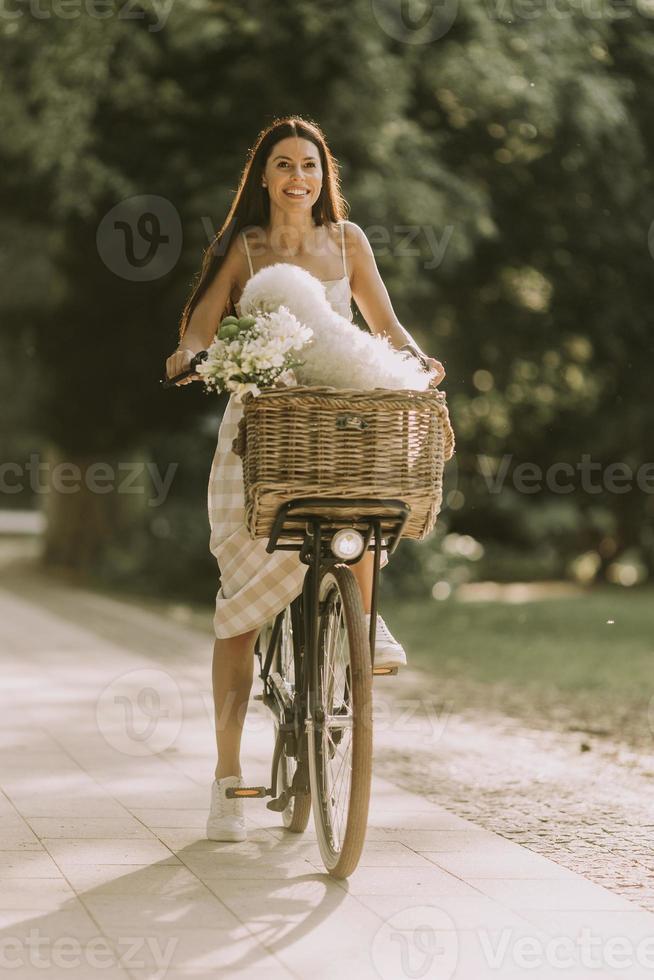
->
xmin=231 ymin=385 xmax=455 ymax=541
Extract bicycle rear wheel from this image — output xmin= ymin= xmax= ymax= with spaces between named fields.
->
xmin=272 ymin=606 xmax=311 ymax=833
xmin=308 ymin=564 xmax=373 ymax=878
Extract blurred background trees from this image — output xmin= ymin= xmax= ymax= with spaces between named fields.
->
xmin=1 ymin=0 xmax=653 ymax=603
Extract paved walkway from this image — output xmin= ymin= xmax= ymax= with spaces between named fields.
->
xmin=377 ymin=684 xmax=654 ymax=912
xmin=1 ymin=555 xmax=654 ymax=979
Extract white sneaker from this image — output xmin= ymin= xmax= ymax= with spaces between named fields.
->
xmin=206 ymin=776 xmax=247 ymax=842
xmin=365 ymin=614 xmax=407 ymax=669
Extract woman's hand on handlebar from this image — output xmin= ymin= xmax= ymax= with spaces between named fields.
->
xmin=424 ymin=356 xmax=446 ymax=387
xmin=165 ymin=348 xmax=201 ymax=386
xmin=400 ymin=343 xmax=445 ymax=388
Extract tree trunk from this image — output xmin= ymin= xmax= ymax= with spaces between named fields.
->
xmin=41 ymin=444 xmax=152 ymax=573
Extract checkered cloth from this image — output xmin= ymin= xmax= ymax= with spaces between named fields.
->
xmin=207 ymin=272 xmax=388 ymax=639
xmin=208 ymin=394 xmax=390 ymax=640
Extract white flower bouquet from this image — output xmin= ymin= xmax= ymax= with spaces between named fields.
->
xmin=196 ymin=308 xmax=313 ymax=401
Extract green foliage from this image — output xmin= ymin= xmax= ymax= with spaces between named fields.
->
xmin=2 ymin=0 xmax=653 ymax=591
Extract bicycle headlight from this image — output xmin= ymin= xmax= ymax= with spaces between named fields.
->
xmin=331 ymin=528 xmax=365 ymax=561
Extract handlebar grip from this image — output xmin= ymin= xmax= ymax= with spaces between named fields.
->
xmin=400 ymin=343 xmax=430 ymax=371
xmin=160 ymin=349 xmax=208 ymax=389
xmin=400 ymin=343 xmax=443 ymax=389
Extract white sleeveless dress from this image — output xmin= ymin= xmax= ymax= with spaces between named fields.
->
xmin=207 ymin=222 xmax=389 ymax=639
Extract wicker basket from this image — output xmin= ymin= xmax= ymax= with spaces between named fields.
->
xmin=231 ymin=385 xmax=455 ymax=541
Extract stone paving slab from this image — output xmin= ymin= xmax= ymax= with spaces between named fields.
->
xmin=1 ymin=572 xmax=654 ymax=979
xmin=375 ymin=668 xmax=654 ymax=913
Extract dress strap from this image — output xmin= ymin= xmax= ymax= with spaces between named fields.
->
xmin=241 ymin=231 xmax=254 ymax=277
xmin=339 ymin=221 xmax=348 ymax=277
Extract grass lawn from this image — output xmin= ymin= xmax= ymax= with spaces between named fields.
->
xmin=383 ymin=585 xmax=654 ymax=748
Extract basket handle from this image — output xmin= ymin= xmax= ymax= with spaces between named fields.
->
xmin=232 ymin=417 xmax=246 ymax=457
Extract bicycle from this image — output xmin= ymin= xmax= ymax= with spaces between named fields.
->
xmin=163 ymin=349 xmax=440 ymax=878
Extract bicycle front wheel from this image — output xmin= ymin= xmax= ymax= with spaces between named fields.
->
xmin=307 ymin=564 xmax=373 ymax=878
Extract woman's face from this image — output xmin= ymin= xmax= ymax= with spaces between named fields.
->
xmin=263 ymin=136 xmax=323 ymax=214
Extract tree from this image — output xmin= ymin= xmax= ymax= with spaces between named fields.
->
xmin=1 ymin=0 xmax=652 ymax=593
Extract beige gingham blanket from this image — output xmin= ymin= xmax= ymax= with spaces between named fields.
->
xmin=207 ymin=394 xmax=390 ymax=639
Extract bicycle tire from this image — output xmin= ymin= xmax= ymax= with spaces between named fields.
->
xmin=307 ymin=564 xmax=373 ymax=878
xmin=272 ymin=606 xmax=311 ymax=833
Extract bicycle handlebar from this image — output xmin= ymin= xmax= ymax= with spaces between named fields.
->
xmin=160 ymin=349 xmax=208 ymax=389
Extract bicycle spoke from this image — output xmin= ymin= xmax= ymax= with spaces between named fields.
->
xmin=272 ymin=604 xmax=311 ymax=834
xmin=330 ymin=728 xmax=353 ymax=841
xmin=318 ymin=595 xmax=355 ymax=850
xmin=310 ymin=566 xmax=372 ymax=876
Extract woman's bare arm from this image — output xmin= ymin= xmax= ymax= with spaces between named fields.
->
xmin=346 ymin=221 xmax=445 ymax=383
xmin=179 ymin=242 xmax=241 ymax=353
xmin=165 ymin=238 xmax=241 ymax=385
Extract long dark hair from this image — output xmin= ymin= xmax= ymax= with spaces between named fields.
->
xmin=178 ymin=115 xmax=348 ymax=343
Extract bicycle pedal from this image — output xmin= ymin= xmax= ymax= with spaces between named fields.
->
xmin=225 ymin=786 xmax=269 ymax=799
xmin=372 ymin=665 xmax=398 ymax=676
xmin=252 ymin=694 xmax=264 ymax=701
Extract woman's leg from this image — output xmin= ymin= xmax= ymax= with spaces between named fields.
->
xmin=212 ymin=628 xmax=259 ymax=780
xmin=350 ymin=550 xmax=374 ymax=614
xmin=211 ymin=553 xmax=375 ymax=781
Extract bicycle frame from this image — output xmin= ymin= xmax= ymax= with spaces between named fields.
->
xmin=255 ymin=496 xmax=409 ymax=811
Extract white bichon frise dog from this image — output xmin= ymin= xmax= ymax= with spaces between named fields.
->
xmin=238 ymin=263 xmax=432 ymax=391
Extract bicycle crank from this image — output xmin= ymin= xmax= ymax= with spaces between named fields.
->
xmin=266 ymin=788 xmax=293 ymax=812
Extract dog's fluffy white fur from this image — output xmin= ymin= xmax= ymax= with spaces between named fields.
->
xmin=239 ymin=263 xmax=430 ymax=391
